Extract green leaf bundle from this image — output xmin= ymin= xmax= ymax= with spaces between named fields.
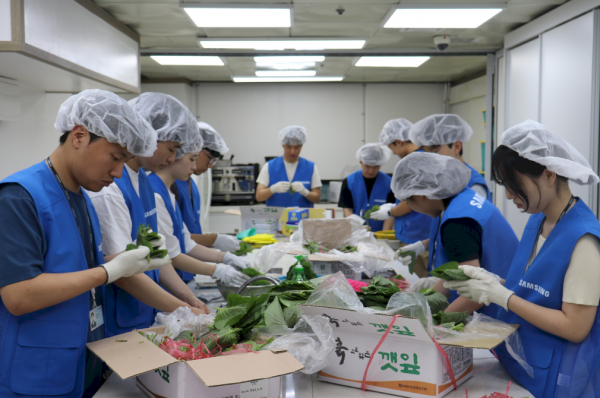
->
xmin=340 ymin=245 xmax=358 ymax=253
xmin=357 ymin=276 xmax=401 ymax=309
xmin=240 ymin=268 xmax=271 ymax=285
xmin=285 ymin=259 xmax=318 ymax=280
xmin=363 ymin=205 xmax=380 ymax=220
xmin=234 ymin=242 xmax=253 ymax=256
xmin=303 ymin=241 xmax=330 ymax=254
xmin=126 ymin=224 xmax=168 ymax=262
xmin=419 ymin=288 xmax=450 ymax=314
xmin=430 ymin=261 xmax=471 ymax=281
xmin=432 ymin=310 xmax=468 ymax=326
xmin=400 ymin=250 xmax=417 ymax=274
xmin=439 ymin=322 xmax=465 ymax=332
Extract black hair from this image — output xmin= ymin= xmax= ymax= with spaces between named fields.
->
xmin=59 ymin=130 xmax=101 ymax=145
xmin=491 ymin=145 xmax=567 ymax=211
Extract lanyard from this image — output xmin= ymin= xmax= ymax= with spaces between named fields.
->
xmin=429 ymin=213 xmax=443 ymax=272
xmin=187 ymin=179 xmax=195 ymax=210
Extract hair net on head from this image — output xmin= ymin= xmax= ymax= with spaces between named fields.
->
xmin=54 ymin=89 xmax=157 ymax=157
xmin=198 ymin=121 xmax=229 ymax=154
xmin=409 ymin=114 xmax=473 ymax=147
xmin=379 ymin=118 xmax=413 ymax=145
xmin=392 ymin=152 xmax=471 ymax=200
xmin=129 ymin=92 xmax=201 ymax=159
xmin=279 ymin=125 xmax=307 ymax=146
xmin=356 ymin=143 xmax=392 ymax=166
xmin=501 ymin=120 xmax=599 ymax=185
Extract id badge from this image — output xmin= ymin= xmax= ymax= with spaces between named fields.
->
xmin=90 ymin=306 xmax=104 ymax=332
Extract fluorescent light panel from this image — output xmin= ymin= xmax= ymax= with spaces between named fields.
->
xmin=233 ymin=76 xmax=344 ymax=83
xmin=150 ymin=55 xmax=224 ymax=66
xmin=254 ymin=56 xmax=325 ymax=70
xmin=183 ymin=6 xmax=291 ymax=28
xmin=355 ymin=56 xmax=430 ymax=68
xmin=256 ymin=70 xmax=316 ymax=77
xmin=384 ymin=8 xmax=502 ymax=29
xmin=199 ymin=40 xmax=365 ymax=50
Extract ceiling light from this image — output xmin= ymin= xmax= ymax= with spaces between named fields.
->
xmin=256 ymin=70 xmax=317 ymax=77
xmin=256 ymin=62 xmax=316 ymax=70
xmin=233 ymin=76 xmax=344 ymax=83
xmin=355 ymin=56 xmax=430 ymax=68
xmin=384 ymin=6 xmax=503 ymax=29
xmin=182 ymin=5 xmax=291 ymax=28
xmin=150 ymin=55 xmax=224 ymax=66
xmin=199 ymin=39 xmax=366 ymax=50
xmin=254 ymin=56 xmax=325 ymax=63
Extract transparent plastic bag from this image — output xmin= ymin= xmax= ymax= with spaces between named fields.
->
xmin=384 ymin=292 xmax=435 ymax=337
xmin=253 ymin=242 xmax=307 ymax=274
xmin=144 ymin=307 xmax=216 ymax=343
xmin=305 ymin=272 xmax=365 ymax=310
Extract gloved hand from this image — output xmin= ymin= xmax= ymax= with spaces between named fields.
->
xmin=135 ymin=233 xmax=167 ymax=252
xmin=370 ymin=203 xmax=395 ymax=220
xmin=270 ymin=181 xmax=291 ymax=194
xmin=101 ymin=246 xmax=172 ymax=284
xmin=214 ymin=234 xmax=241 ymax=253
xmin=223 ymin=252 xmax=251 ymax=270
xmin=291 ymin=182 xmax=309 ymax=197
xmin=212 ymin=263 xmax=251 ymax=286
xmin=411 ymin=277 xmax=440 ymax=293
xmin=444 ymin=265 xmax=514 ymax=310
xmin=395 ymin=241 xmax=425 ymax=265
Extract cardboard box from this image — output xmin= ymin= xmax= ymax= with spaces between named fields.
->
xmin=288 ymin=209 xmax=309 ymax=223
xmin=299 ymin=306 xmax=514 ymax=398
xmin=87 ymin=326 xmax=305 ymax=398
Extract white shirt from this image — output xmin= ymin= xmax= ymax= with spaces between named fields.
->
xmin=256 ymin=159 xmax=322 ymax=188
xmin=154 ymin=191 xmax=197 ymax=259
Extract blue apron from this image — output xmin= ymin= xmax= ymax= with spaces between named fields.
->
xmin=265 ymin=156 xmax=314 ymax=208
xmin=496 ymin=199 xmax=600 ymax=398
xmin=0 ymin=161 xmax=104 ymax=398
xmin=428 ymin=187 xmax=518 ymax=317
xmin=465 ymin=162 xmax=491 ymax=199
xmin=347 ymin=170 xmax=391 ymax=232
xmin=175 ymin=179 xmax=202 ymax=234
xmin=149 ymin=174 xmax=193 ymax=283
xmin=104 ymin=165 xmax=160 ymax=337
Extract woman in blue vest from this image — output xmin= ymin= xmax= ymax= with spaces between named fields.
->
xmin=338 ymin=143 xmax=394 ymax=232
xmin=0 ymin=90 xmax=170 ymax=398
xmin=89 ymin=93 xmax=210 ymax=338
xmin=446 ymin=120 xmax=600 ymax=398
xmin=256 ymin=125 xmax=322 ymax=207
xmin=391 ymin=152 xmax=518 ymax=317
xmin=374 ymin=118 xmax=433 ymax=278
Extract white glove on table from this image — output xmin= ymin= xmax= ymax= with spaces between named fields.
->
xmin=291 ymin=182 xmax=309 ymax=197
xmin=444 ymin=265 xmax=513 ymax=310
xmin=214 ymin=234 xmax=241 ymax=253
xmin=135 ymin=233 xmax=167 ymax=252
xmin=223 ymin=252 xmax=251 ymax=270
xmin=270 ymin=181 xmax=291 ymax=194
xmin=101 ymin=246 xmax=171 ymax=284
xmin=411 ymin=277 xmax=440 ymax=293
xmin=212 ymin=263 xmax=250 ymax=286
xmin=395 ymin=241 xmax=426 ymax=265
xmin=370 ymin=203 xmax=395 ymax=221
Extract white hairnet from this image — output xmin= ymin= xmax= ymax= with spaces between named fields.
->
xmin=356 ymin=143 xmax=392 ymax=166
xmin=54 ymin=89 xmax=157 ymax=157
xmin=501 ymin=120 xmax=599 ymax=185
xmin=379 ymin=118 xmax=413 ymax=145
xmin=129 ymin=92 xmax=201 ymax=159
xmin=279 ymin=125 xmax=307 ymax=146
xmin=198 ymin=121 xmax=229 ymax=154
xmin=409 ymin=114 xmax=473 ymax=147
xmin=392 ymin=152 xmax=471 ymax=200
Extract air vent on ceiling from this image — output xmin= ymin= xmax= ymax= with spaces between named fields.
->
xmin=399 ymin=28 xmax=445 ymax=33
xmin=450 ymin=37 xmax=484 ymax=44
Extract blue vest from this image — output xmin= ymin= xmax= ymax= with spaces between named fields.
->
xmin=175 ymin=179 xmax=202 ymax=234
xmin=427 ymin=188 xmax=518 ymax=318
xmin=496 ymin=200 xmax=600 ymax=398
xmin=149 ymin=174 xmax=193 ymax=284
xmin=465 ymin=162 xmax=491 ymax=199
xmin=104 ymin=166 xmax=160 ymax=337
xmin=347 ymin=170 xmax=391 ymax=232
xmin=0 ymin=161 xmax=104 ymax=398
xmin=265 ymin=156 xmax=314 ymax=208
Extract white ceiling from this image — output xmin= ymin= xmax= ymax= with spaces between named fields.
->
xmin=95 ymin=0 xmax=566 ymax=83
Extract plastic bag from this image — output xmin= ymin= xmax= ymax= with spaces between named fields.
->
xmin=253 ymin=242 xmax=307 ymax=274
xmin=305 ymin=272 xmax=365 ymax=310
xmin=384 ymin=292 xmax=435 ymax=337
xmin=145 ymin=307 xmax=216 ymax=343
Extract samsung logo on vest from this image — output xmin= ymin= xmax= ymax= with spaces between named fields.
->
xmin=519 ymin=279 xmax=550 ymax=297
xmin=470 ymin=193 xmax=486 ymax=209
xmin=374 ymin=199 xmax=386 ymax=203
xmin=145 ymin=208 xmax=157 ymax=218
xmin=296 ymin=181 xmax=310 ymax=185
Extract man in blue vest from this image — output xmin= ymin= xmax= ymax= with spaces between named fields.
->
xmin=0 ymin=89 xmax=172 ymax=398
xmin=338 ymin=144 xmax=394 ymax=232
xmin=256 ymin=125 xmax=321 ymax=207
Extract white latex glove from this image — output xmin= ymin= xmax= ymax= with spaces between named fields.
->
xmin=223 ymin=252 xmax=251 ymax=270
xmin=411 ymin=277 xmax=440 ymax=293
xmin=212 ymin=263 xmax=250 ymax=286
xmin=135 ymin=233 xmax=167 ymax=252
xmin=395 ymin=241 xmax=426 ymax=265
xmin=101 ymin=246 xmax=172 ymax=284
xmin=444 ymin=265 xmax=514 ymax=310
xmin=270 ymin=181 xmax=291 ymax=194
xmin=214 ymin=234 xmax=241 ymax=253
xmin=291 ymin=182 xmax=309 ymax=197
xmin=370 ymin=203 xmax=395 ymax=221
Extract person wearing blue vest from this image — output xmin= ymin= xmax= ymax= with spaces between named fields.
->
xmin=0 ymin=89 xmax=172 ymax=398
xmin=374 ymin=118 xmax=433 ymax=278
xmin=338 ymin=144 xmax=394 ymax=232
xmin=391 ymin=152 xmax=518 ymax=317
xmin=256 ymin=125 xmax=322 ymax=207
xmin=89 ymin=93 xmax=210 ymax=338
xmin=446 ymin=120 xmax=600 ymax=398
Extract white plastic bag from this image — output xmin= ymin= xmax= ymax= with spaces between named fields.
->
xmin=145 ymin=307 xmax=216 ymax=343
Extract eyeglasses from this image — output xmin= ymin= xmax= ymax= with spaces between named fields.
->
xmin=203 ymin=149 xmax=223 ymax=165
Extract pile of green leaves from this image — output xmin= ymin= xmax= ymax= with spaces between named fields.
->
xmin=176 ymin=326 xmax=241 ymax=355
xmin=430 ymin=261 xmax=470 ymax=281
xmin=286 ymin=258 xmax=318 ymax=280
xmin=234 ymin=242 xmax=253 ymax=256
xmin=126 ymin=224 xmax=168 ymax=262
xmin=363 ymin=205 xmax=381 ymax=220
xmin=419 ymin=288 xmax=449 ymax=314
xmin=340 ymin=245 xmax=358 ymax=253
xmin=303 ymin=241 xmax=331 ymax=254
xmin=357 ymin=276 xmax=401 ymax=310
xmin=240 ymin=268 xmax=271 ymax=286
xmin=433 ymin=310 xmax=468 ymax=330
